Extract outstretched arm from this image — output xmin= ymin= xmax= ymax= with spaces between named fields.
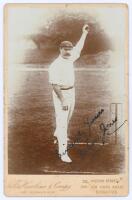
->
xmin=75 ymin=24 xmax=89 ymax=54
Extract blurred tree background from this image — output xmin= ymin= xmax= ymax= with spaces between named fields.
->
xmin=24 ymin=11 xmax=113 ymax=66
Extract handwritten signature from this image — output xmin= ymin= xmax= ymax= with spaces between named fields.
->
xmin=61 ymin=109 xmax=127 ymax=157
xmin=85 ymin=108 xmax=104 ymax=127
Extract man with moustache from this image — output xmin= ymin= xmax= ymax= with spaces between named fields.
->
xmin=49 ymin=24 xmax=89 ymax=163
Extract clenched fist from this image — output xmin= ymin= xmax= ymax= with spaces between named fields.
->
xmin=82 ymin=24 xmax=89 ymax=34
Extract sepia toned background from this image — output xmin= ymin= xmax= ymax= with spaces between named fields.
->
xmin=6 ymin=4 xmax=127 ymax=175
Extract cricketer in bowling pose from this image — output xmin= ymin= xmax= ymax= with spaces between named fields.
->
xmin=49 ymin=24 xmax=89 ymax=163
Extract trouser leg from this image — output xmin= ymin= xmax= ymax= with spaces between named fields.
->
xmin=67 ymin=89 xmax=75 ymax=124
xmin=53 ymin=91 xmax=69 ymax=156
xmin=56 ymin=111 xmax=69 ymax=156
xmin=66 ymin=88 xmax=75 ymax=143
xmin=52 ymin=89 xmax=75 ymax=156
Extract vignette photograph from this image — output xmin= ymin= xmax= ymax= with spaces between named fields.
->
xmin=4 ymin=3 xmax=128 ymax=196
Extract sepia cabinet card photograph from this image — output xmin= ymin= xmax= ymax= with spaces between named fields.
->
xmin=4 ymin=3 xmax=128 ymax=196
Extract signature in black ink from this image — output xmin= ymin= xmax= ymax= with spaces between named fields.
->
xmin=58 ymin=109 xmax=127 ymax=157
xmin=105 ymin=120 xmax=127 ymax=136
xmin=100 ymin=116 xmax=118 ymax=144
xmin=60 ymin=130 xmax=84 ymax=156
xmin=85 ymin=109 xmax=104 ymax=126
xmin=100 ymin=117 xmax=127 ymax=144
xmin=100 ymin=116 xmax=117 ymax=134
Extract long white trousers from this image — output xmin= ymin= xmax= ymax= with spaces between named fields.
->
xmin=52 ymin=88 xmax=75 ymax=156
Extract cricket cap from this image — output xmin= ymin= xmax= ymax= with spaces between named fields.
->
xmin=60 ymin=41 xmax=73 ymax=49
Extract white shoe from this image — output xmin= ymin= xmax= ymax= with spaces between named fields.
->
xmin=60 ymin=154 xmax=72 ymax=163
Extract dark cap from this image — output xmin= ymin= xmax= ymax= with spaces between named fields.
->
xmin=60 ymin=41 xmax=73 ymax=49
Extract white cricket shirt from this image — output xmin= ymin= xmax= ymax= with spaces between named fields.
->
xmin=49 ymin=47 xmax=80 ymax=86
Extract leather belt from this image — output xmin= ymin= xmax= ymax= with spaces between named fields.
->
xmin=61 ymin=86 xmax=74 ymax=90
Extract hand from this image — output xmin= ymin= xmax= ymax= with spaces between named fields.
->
xmin=61 ymin=100 xmax=68 ymax=111
xmin=82 ymin=24 xmax=89 ymax=34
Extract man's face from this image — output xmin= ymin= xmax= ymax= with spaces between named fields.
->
xmin=60 ymin=47 xmax=73 ymax=59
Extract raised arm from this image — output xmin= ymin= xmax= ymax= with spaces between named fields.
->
xmin=75 ymin=24 xmax=89 ymax=54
